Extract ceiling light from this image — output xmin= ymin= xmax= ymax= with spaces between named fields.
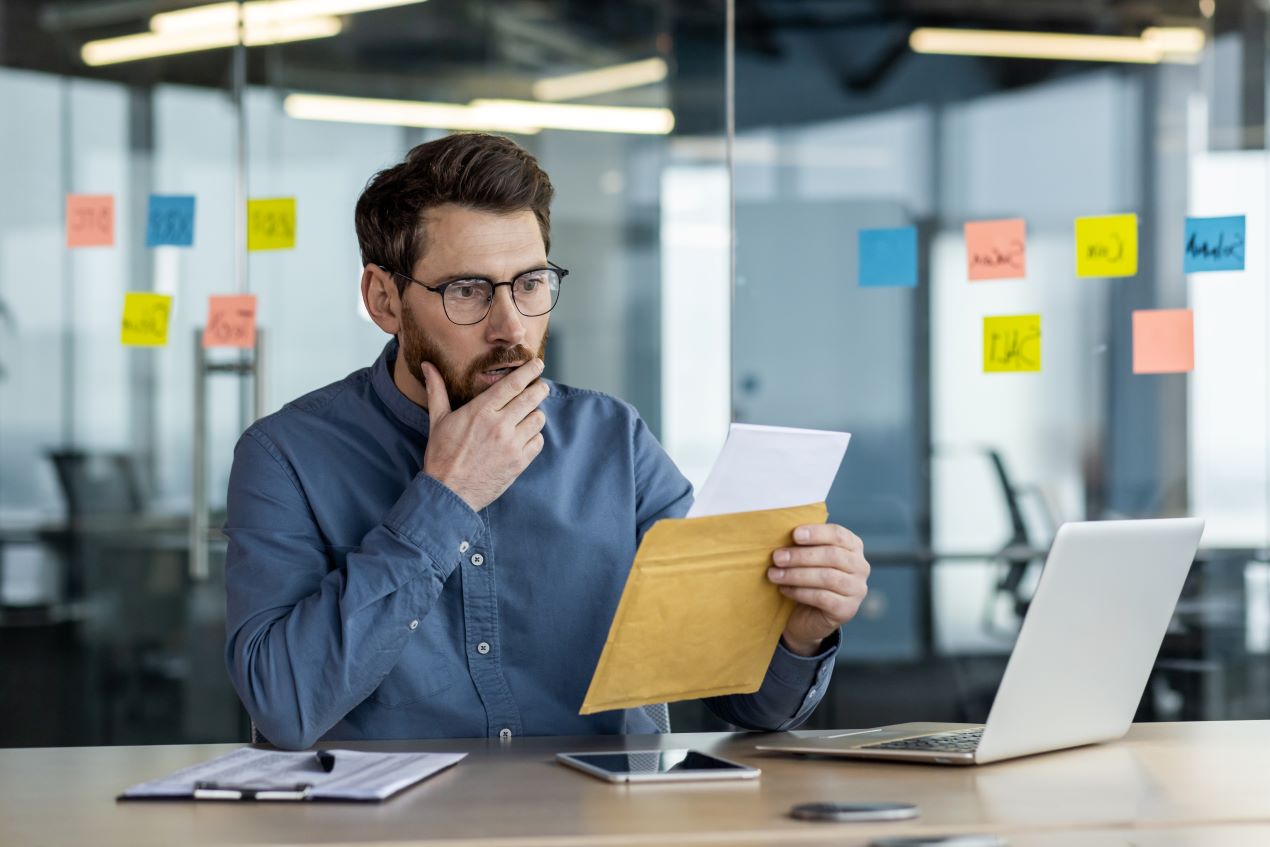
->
xmin=909 ymin=27 xmax=1204 ymax=65
xmin=82 ymin=16 xmax=342 ymax=66
xmin=282 ymin=93 xmax=541 ymax=134
xmin=285 ymin=93 xmax=675 ymax=135
xmin=469 ymin=100 xmax=675 ymax=134
xmin=151 ymin=0 xmax=427 ymax=33
xmin=532 ymin=57 xmax=669 ymax=102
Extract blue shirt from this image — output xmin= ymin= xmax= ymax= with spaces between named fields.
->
xmin=225 ymin=339 xmax=837 ymax=749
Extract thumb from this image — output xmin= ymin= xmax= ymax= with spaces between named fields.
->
xmin=420 ymin=362 xmax=451 ymax=424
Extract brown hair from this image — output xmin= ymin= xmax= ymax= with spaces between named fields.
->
xmin=354 ymin=132 xmax=555 ymax=295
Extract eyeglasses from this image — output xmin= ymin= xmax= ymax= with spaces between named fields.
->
xmin=381 ymin=261 xmax=568 ymax=326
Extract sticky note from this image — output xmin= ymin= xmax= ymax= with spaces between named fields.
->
xmin=1133 ymin=309 xmax=1194 ymax=374
xmin=146 ymin=195 xmax=195 ymax=247
xmin=1184 ymin=215 xmax=1245 ymax=273
xmin=581 ymin=502 xmax=828 ymax=714
xmin=121 ymin=293 xmax=173 ymax=347
xmin=983 ymin=314 xmax=1041 ymax=373
xmin=859 ymin=226 xmax=918 ymax=288
xmin=66 ymin=194 xmax=114 ymax=247
xmin=1075 ymin=214 xmax=1137 ymax=277
xmin=965 ymin=218 xmax=1026 ymax=281
xmin=247 ymin=198 xmax=296 ymax=251
xmin=203 ymin=295 xmax=257 ymax=349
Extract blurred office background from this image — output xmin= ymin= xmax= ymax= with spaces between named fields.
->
xmin=0 ymin=0 xmax=1265 ymax=746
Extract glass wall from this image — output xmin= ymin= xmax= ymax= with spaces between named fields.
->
xmin=727 ymin=1 xmax=1269 ymax=729
xmin=0 ymin=0 xmax=726 ymax=746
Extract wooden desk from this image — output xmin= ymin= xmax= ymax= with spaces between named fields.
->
xmin=2 ymin=721 xmax=1268 ymax=846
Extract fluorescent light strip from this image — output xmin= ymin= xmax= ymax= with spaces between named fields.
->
xmin=283 ymin=93 xmax=541 ymax=134
xmin=284 ymin=93 xmax=675 ymax=135
xmin=82 ymin=16 xmax=342 ymax=65
xmin=909 ymin=27 xmax=1204 ymax=64
xmin=151 ymin=0 xmax=427 ymax=34
xmin=469 ymin=99 xmax=675 ymax=135
xmin=532 ymin=57 xmax=669 ymax=102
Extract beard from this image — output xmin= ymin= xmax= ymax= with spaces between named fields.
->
xmin=398 ymin=297 xmax=548 ymax=409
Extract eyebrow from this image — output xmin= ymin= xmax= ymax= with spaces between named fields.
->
xmin=431 ymin=265 xmax=551 ymax=286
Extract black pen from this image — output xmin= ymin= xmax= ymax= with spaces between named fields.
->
xmin=316 ymin=751 xmax=336 ymax=773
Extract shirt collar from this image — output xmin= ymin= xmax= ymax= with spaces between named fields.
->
xmin=371 ymin=337 xmax=431 ymax=435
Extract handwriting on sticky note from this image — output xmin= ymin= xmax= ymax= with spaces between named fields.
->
xmin=965 ymin=218 xmax=1026 ymax=281
xmin=1133 ymin=309 xmax=1194 ymax=374
xmin=66 ymin=195 xmax=114 ymax=248
xmin=121 ymin=293 xmax=173 ymax=347
xmin=858 ymin=226 xmax=918 ymax=288
xmin=1075 ymin=214 xmax=1137 ymax=277
xmin=247 ymin=198 xmax=296 ymax=251
xmin=146 ymin=195 xmax=196 ymax=247
xmin=1184 ymin=215 xmax=1245 ymax=273
xmin=984 ymin=314 xmax=1041 ymax=373
xmin=204 ymin=295 xmax=257 ymax=349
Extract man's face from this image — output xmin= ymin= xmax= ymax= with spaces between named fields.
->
xmin=397 ymin=205 xmax=551 ymax=409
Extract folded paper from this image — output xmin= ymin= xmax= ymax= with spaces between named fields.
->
xmin=580 ymin=501 xmax=828 ymax=715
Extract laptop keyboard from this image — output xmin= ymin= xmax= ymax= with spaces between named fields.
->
xmin=860 ymin=727 xmax=984 ymax=753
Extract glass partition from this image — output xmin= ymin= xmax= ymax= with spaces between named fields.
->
xmin=0 ymin=0 xmax=727 ymax=746
xmin=728 ymin=1 xmax=1269 ymax=728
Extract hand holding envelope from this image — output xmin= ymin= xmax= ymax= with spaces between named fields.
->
xmin=580 ymin=425 xmax=863 ymax=715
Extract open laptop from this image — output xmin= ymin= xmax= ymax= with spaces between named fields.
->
xmin=757 ymin=518 xmax=1204 ymax=766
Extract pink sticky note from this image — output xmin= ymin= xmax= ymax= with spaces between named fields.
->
xmin=203 ymin=295 xmax=258 ymax=349
xmin=965 ymin=218 xmax=1026 ymax=281
xmin=1133 ymin=309 xmax=1194 ymax=374
xmin=66 ymin=194 xmax=115 ymax=247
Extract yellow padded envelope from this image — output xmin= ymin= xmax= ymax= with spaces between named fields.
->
xmin=580 ymin=501 xmax=828 ymax=715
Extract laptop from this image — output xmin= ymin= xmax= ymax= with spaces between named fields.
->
xmin=756 ymin=518 xmax=1204 ymax=766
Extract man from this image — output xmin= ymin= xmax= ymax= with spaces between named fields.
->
xmin=225 ymin=133 xmax=870 ymax=750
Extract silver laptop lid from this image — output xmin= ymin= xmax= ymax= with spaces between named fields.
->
xmin=975 ymin=518 xmax=1204 ymax=763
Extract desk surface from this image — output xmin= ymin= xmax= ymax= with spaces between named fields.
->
xmin=3 ymin=721 xmax=1269 ymax=846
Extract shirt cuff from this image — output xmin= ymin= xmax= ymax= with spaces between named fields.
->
xmin=381 ymin=472 xmax=487 ymax=580
xmin=763 ymin=629 xmax=840 ymax=729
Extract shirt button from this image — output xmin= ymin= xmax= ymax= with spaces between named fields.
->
xmin=470 ymin=553 xmax=485 ymax=567
xmin=409 ymin=620 xmax=419 ymax=631
xmin=476 ymin=641 xmax=491 ymax=655
xmin=459 ymin=540 xmax=470 ymax=553
xmin=499 ymin=728 xmax=512 ymax=740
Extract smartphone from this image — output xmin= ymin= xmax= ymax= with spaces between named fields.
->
xmin=556 ymin=749 xmax=760 ymax=783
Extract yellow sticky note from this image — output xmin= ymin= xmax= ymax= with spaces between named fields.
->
xmin=984 ymin=314 xmax=1041 ymax=373
xmin=580 ymin=502 xmax=828 ymax=715
xmin=1075 ymin=213 xmax=1137 ymax=277
xmin=247 ymin=198 xmax=296 ymax=251
xmin=121 ymin=293 xmax=173 ymax=347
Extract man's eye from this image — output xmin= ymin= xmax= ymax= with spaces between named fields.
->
xmin=451 ymin=283 xmax=482 ymax=299
xmin=519 ymin=279 xmax=540 ymax=292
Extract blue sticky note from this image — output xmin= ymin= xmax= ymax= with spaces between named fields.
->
xmin=859 ymin=226 xmax=918 ymax=288
xmin=1183 ymin=215 xmax=1245 ymax=273
xmin=146 ymin=195 xmax=196 ymax=247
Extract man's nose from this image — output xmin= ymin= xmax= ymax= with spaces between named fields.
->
xmin=485 ymin=285 xmax=527 ymax=346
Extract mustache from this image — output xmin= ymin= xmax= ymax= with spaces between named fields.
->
xmin=469 ymin=345 xmax=539 ymax=374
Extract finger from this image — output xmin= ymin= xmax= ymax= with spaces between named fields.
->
xmin=793 ymin=523 xmax=862 ymax=552
xmin=482 ymin=358 xmax=544 ymax=411
xmin=777 ymin=585 xmax=861 ymax=620
xmin=421 ymin=362 xmax=451 ymax=424
xmin=768 ymin=565 xmax=860 ymax=596
xmin=772 ymin=545 xmax=852 ymax=570
xmin=501 ymin=379 xmax=550 ymax=423
xmin=523 ymin=432 xmax=545 ymax=457
xmin=515 ymin=408 xmax=547 ymax=444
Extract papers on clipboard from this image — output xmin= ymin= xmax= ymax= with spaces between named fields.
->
xmin=580 ymin=423 xmax=850 ymax=715
xmin=118 ymin=746 xmax=464 ymax=802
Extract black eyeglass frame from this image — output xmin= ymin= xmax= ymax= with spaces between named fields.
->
xmin=379 ymin=261 xmax=569 ymax=326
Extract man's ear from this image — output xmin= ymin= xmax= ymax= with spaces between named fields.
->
xmin=361 ymin=264 xmax=402 ymax=335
